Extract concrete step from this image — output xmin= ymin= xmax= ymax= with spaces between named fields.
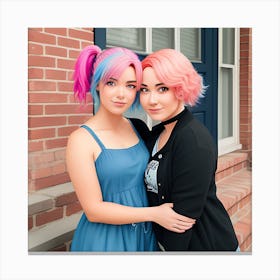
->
xmin=28 ymin=212 xmax=82 ymax=252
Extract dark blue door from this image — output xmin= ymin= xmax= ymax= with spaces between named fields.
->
xmin=94 ymin=28 xmax=218 ymax=142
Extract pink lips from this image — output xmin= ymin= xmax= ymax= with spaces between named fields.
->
xmin=148 ymin=108 xmax=162 ymax=113
xmin=113 ymin=101 xmax=126 ymax=106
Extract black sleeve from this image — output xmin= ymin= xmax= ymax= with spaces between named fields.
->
xmin=129 ymin=118 xmax=151 ymax=145
xmin=162 ymin=128 xmax=216 ymax=250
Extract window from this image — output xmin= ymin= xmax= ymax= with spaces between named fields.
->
xmin=218 ymin=28 xmax=241 ymax=155
xmin=180 ymin=28 xmax=201 ymax=62
xmin=106 ymin=28 xmax=201 ymax=60
xmin=107 ymin=28 xmax=146 ymax=52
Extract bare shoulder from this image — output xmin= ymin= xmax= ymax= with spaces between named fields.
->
xmin=67 ymin=125 xmax=101 ymax=160
xmin=67 ymin=126 xmax=91 ymax=146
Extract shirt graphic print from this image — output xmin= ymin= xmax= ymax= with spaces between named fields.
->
xmin=144 ymin=160 xmax=159 ymax=194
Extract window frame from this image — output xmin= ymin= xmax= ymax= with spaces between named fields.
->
xmin=218 ymin=28 xmax=242 ymax=156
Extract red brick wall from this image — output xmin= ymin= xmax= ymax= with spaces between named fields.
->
xmin=28 ymin=28 xmax=94 ymax=191
xmin=239 ymin=28 xmax=252 ymax=166
xmin=28 ymin=28 xmax=252 ymax=192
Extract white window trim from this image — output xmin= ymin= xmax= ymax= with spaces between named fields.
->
xmin=218 ymin=28 xmax=242 ymax=156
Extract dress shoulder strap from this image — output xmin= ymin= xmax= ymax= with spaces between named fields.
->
xmin=80 ymin=125 xmax=106 ymax=150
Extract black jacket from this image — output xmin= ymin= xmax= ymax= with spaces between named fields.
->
xmin=137 ymin=108 xmax=238 ymax=251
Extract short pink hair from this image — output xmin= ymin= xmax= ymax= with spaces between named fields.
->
xmin=141 ymin=48 xmax=206 ymax=106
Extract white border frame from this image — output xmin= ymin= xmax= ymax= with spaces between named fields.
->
xmin=1 ymin=1 xmax=280 ymax=280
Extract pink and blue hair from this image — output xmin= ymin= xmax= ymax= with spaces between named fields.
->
xmin=73 ymin=45 xmax=142 ymax=112
xmin=141 ymin=48 xmax=207 ymax=106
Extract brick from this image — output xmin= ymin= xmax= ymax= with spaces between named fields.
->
xmin=57 ymin=58 xmax=75 ymax=70
xmin=29 ymin=81 xmax=56 ymax=91
xmin=29 ymin=93 xmax=68 ymax=103
xmin=68 ymin=93 xmax=93 ymax=104
xmin=240 ymin=28 xmax=251 ymax=35
xmin=52 ymin=162 xmax=66 ymax=175
xmin=240 ymin=36 xmax=250 ymax=44
xmin=239 ymin=72 xmax=249 ymax=80
xmin=29 ymin=128 xmax=56 ymax=140
xmin=240 ymin=99 xmax=249 ymax=106
xmin=66 ymin=201 xmax=82 ymax=216
xmin=58 ymin=126 xmax=78 ymax=136
xmin=28 ymin=141 xmax=44 ymax=152
xmin=29 ymin=151 xmax=55 ymax=165
xmin=45 ymin=69 xmax=67 ymax=80
xmin=35 ymin=207 xmax=63 ymax=226
xmin=28 ymin=68 xmax=44 ymax=79
xmin=29 ymin=55 xmax=56 ymax=68
xmin=45 ymin=104 xmax=84 ymax=115
xmin=69 ymin=29 xmax=93 ymax=41
xmin=55 ymin=192 xmax=78 ymax=207
xmin=81 ymin=42 xmax=93 ymax=49
xmin=68 ymin=115 xmax=90 ymax=125
xmin=28 ymin=216 xmax=33 ymax=230
xmin=30 ymin=162 xmax=66 ymax=179
xmin=33 ymin=172 xmax=70 ymax=190
xmin=45 ymin=138 xmax=68 ymax=149
xmin=67 ymin=70 xmax=74 ymax=81
xmin=45 ymin=46 xmax=67 ymax=57
xmin=69 ymin=49 xmax=81 ymax=59
xmin=57 ymin=82 xmax=73 ymax=92
xmin=57 ymin=37 xmax=80 ymax=49
xmin=54 ymin=149 xmax=66 ymax=160
xmin=29 ymin=105 xmax=43 ymax=115
xmin=28 ymin=29 xmax=56 ymax=45
xmin=240 ymin=112 xmax=251 ymax=119
xmin=44 ymin=28 xmax=67 ymax=36
xmin=29 ymin=116 xmax=67 ymax=128
xmin=30 ymin=166 xmax=52 ymax=179
xmin=28 ymin=43 xmax=43 ymax=55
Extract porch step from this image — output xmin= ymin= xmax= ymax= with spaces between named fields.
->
xmin=28 ymin=212 xmax=82 ymax=252
xmin=216 ymin=151 xmax=248 ymax=182
xmin=231 ymin=201 xmax=252 ymax=252
xmin=28 ymin=151 xmax=251 ymax=252
xmin=216 ymin=168 xmax=252 ymax=251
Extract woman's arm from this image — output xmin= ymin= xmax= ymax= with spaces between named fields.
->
xmin=66 ymin=128 xmax=195 ymax=233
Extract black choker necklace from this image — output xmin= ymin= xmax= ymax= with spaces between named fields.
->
xmin=161 ymin=108 xmax=186 ymax=126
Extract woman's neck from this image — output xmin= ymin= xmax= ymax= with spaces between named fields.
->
xmin=93 ymin=107 xmax=126 ymax=130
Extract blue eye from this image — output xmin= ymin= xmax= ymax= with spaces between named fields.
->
xmin=106 ymin=81 xmax=115 ymax=86
xmin=127 ymin=84 xmax=136 ymax=89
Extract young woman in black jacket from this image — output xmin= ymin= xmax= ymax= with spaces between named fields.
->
xmin=139 ymin=48 xmax=239 ymax=251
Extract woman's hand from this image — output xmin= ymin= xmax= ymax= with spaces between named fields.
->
xmin=152 ymin=203 xmax=196 ymax=233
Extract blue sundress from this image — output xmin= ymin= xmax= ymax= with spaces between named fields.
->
xmin=70 ymin=123 xmax=158 ymax=252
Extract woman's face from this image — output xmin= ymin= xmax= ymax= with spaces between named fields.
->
xmin=97 ymin=66 xmax=137 ymax=115
xmin=140 ymin=67 xmax=183 ymax=122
